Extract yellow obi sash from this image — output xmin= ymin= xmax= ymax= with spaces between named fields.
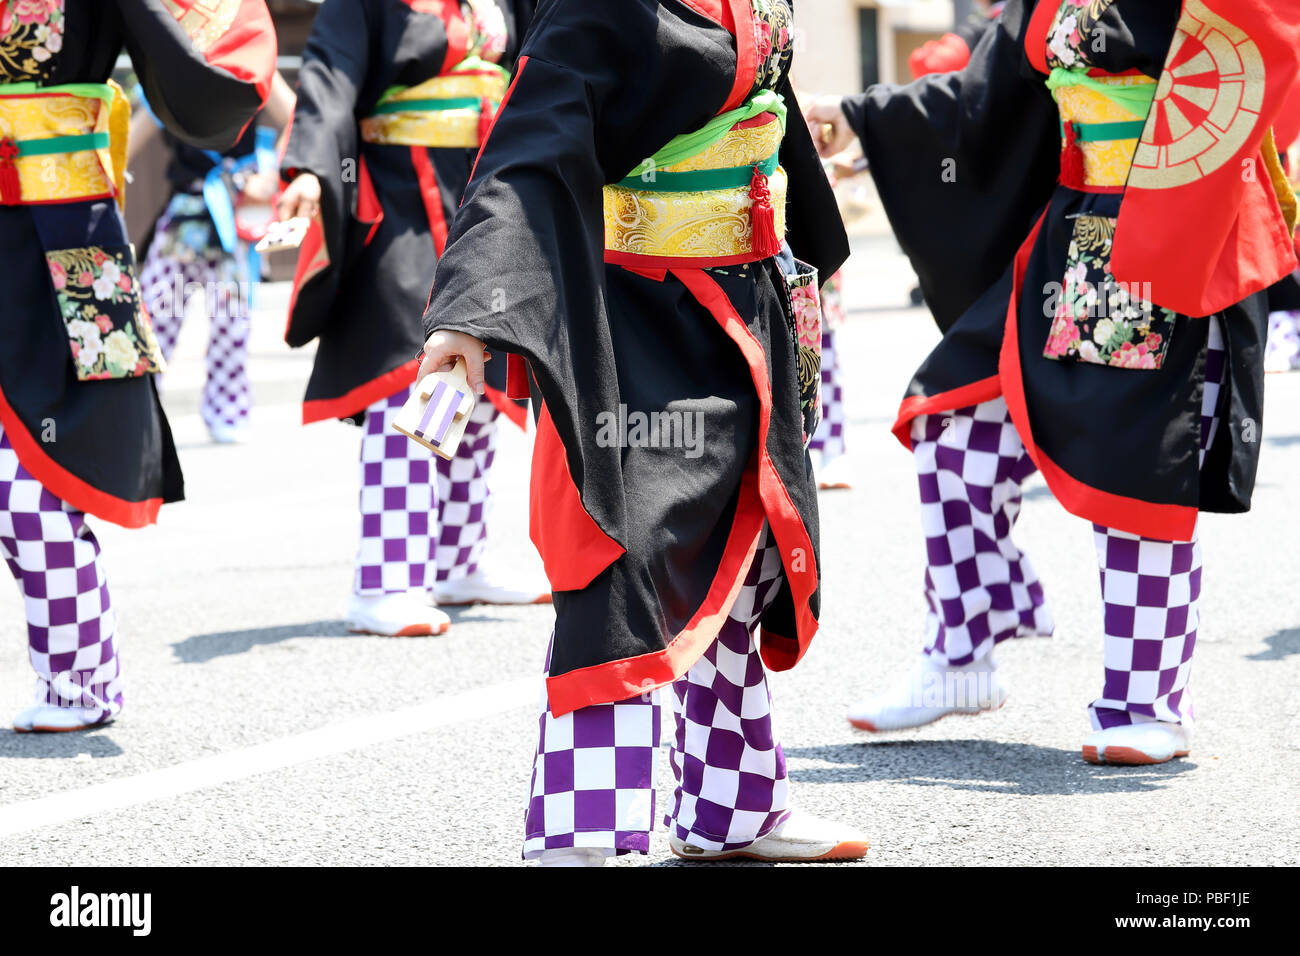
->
xmin=360 ymin=66 xmax=508 ymax=149
xmin=603 ymin=111 xmax=787 ymax=265
xmin=0 ymin=81 xmax=129 ymax=209
xmin=1051 ymin=73 xmax=1156 ymax=191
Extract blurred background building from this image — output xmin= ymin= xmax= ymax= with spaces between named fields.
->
xmin=260 ymin=0 xmax=966 ymax=94
xmin=124 ymin=1 xmax=966 ymax=242
xmin=791 ymin=0 xmax=963 ymax=95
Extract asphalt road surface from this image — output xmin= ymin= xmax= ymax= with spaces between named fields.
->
xmin=2 ymin=230 xmax=1297 ymax=867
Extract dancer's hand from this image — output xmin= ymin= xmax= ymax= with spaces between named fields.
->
xmin=242 ymin=170 xmax=280 ymax=203
xmin=276 ymin=172 xmax=322 ymax=221
xmin=420 ymin=330 xmax=490 ymax=395
xmin=804 ymin=95 xmax=856 ymax=158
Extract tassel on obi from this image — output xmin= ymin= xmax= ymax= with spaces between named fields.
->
xmin=749 ymin=164 xmax=781 ymax=259
xmin=1060 ymin=121 xmax=1085 ymax=190
xmin=0 ymin=138 xmax=22 ymax=205
xmin=478 ymin=97 xmax=495 ymax=146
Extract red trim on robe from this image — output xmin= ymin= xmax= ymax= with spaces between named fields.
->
xmin=505 ymin=352 xmax=529 ymax=400
xmin=410 ymin=147 xmax=449 ymax=256
xmin=997 ymin=215 xmax=1200 ymax=541
xmin=676 ymin=1 xmax=752 ymax=113
xmin=539 ymin=257 xmax=829 ymax=713
xmin=357 ymin=156 xmax=384 ymax=246
xmin=284 ymin=216 xmax=328 ymax=342
xmin=891 ymin=375 xmax=1004 ymax=450
xmin=605 ymin=249 xmax=766 ymax=270
xmin=0 ymin=386 xmax=162 ymax=529
xmin=546 ymin=267 xmax=826 ymax=714
xmin=1024 ymin=0 xmax=1056 ymax=75
xmin=679 ymin=1 xmax=725 ymax=27
xmin=528 ymin=401 xmax=626 ymax=594
xmin=672 ymin=267 xmax=819 ymax=673
xmin=484 ymin=384 xmax=527 ymax=430
xmin=886 ymin=212 xmax=1201 ymax=540
xmin=466 ymin=57 xmax=528 ymax=195
xmin=721 ymin=0 xmax=757 ymax=113
xmin=301 ymin=359 xmax=421 ymax=424
xmin=544 ymin=463 xmax=766 ymax=717
xmin=435 ymin=0 xmax=469 ymax=75
xmin=198 ymin=0 xmax=278 ymax=108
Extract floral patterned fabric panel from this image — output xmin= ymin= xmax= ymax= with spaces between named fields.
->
xmin=752 ymin=0 xmax=793 ymax=94
xmin=0 ymin=0 xmax=64 ymax=81
xmin=821 ymin=270 xmax=847 ymax=333
xmin=1043 ymin=215 xmax=1176 ymax=370
xmin=785 ymin=263 xmax=822 ymax=429
xmin=461 ymin=0 xmax=507 ymax=64
xmin=1046 ymin=0 xmax=1118 ymax=70
xmin=49 ymin=246 xmax=166 ymax=381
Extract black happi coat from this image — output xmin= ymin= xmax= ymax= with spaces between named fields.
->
xmin=0 ymin=1 xmax=273 ymax=528
xmin=422 ymin=0 xmax=848 ymax=715
xmin=847 ymin=0 xmax=1292 ymax=543
xmin=281 ymin=0 xmax=535 ymax=425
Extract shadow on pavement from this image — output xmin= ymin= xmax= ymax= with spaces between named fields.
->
xmin=172 ymin=610 xmax=533 ymax=662
xmin=1245 ymin=626 xmax=1300 ymax=662
xmin=784 ymin=738 xmax=1194 ymax=794
xmin=0 ymin=727 xmax=124 ymax=759
xmin=172 ymin=619 xmax=354 ymax=662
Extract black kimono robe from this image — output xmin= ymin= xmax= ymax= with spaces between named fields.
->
xmin=421 ymin=0 xmax=849 ymax=716
xmin=847 ymin=0 xmax=1300 ymax=542
xmin=0 ymin=0 xmax=275 ymax=528
xmin=281 ymin=0 xmax=535 ymax=426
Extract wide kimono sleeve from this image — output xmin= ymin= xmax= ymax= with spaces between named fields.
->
xmin=279 ymin=0 xmax=374 ymax=347
xmin=118 ymin=0 xmax=276 ymax=150
xmin=842 ymin=0 xmax=1059 ymax=331
xmin=420 ymin=0 xmax=734 ymax=522
xmin=280 ymin=0 xmax=371 ymax=184
xmin=779 ymin=76 xmax=851 ymax=281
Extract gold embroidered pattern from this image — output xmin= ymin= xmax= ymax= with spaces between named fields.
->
xmin=603 ymin=115 xmax=787 ymax=261
xmin=1056 ymin=75 xmax=1154 ymax=188
xmin=1129 ymin=0 xmax=1266 ymax=190
xmin=0 ymin=89 xmax=117 ymax=202
xmin=360 ymin=71 xmax=507 ymax=148
xmin=161 ymin=0 xmax=241 ymax=54
xmin=660 ymin=114 xmax=784 ymax=173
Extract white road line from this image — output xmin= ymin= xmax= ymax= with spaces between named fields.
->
xmin=0 ymin=676 xmax=535 ymax=839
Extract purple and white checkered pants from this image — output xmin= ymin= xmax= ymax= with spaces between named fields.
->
xmin=809 ymin=327 xmax=846 ymax=462
xmin=910 ymin=319 xmax=1226 ymax=730
xmin=0 ymin=427 xmax=121 ymax=720
xmin=354 ymin=384 xmax=500 ymax=594
xmin=522 ymin=523 xmax=789 ymax=859
xmin=1265 ymin=310 xmax=1300 ymax=373
xmin=139 ymin=230 xmax=252 ymax=432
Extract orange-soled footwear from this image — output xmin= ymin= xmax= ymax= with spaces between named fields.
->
xmin=847 ymin=653 xmax=1007 ymax=732
xmin=1082 ymin=722 xmax=1191 ymax=765
xmin=669 ymin=810 xmax=868 ymax=863
xmin=816 ymin=455 xmax=855 ymax=491
xmin=432 ymin=566 xmax=551 ymax=607
xmin=346 ymin=591 xmax=451 ymax=637
xmin=13 ymin=704 xmax=112 ymax=733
